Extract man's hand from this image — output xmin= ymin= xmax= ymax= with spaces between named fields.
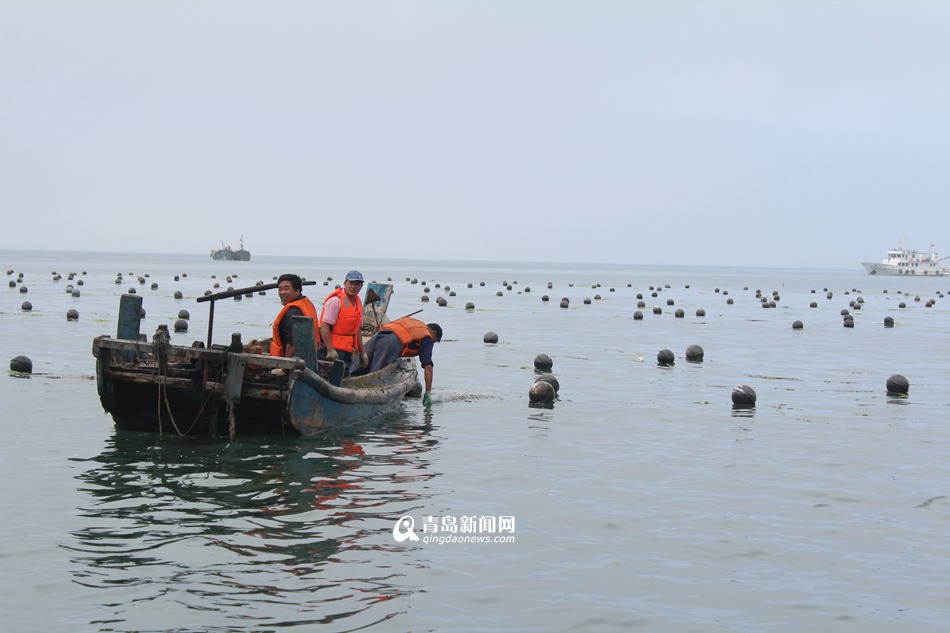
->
xmin=359 ymin=352 xmax=369 ymax=367
xmin=326 ymin=348 xmax=338 ymax=361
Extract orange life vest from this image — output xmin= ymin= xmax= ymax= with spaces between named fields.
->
xmin=320 ymin=288 xmax=363 ymax=352
xmin=382 ymin=317 xmax=432 ymax=357
xmin=270 ymin=296 xmax=318 ymax=356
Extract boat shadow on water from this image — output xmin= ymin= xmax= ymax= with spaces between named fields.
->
xmin=64 ymin=409 xmax=440 ymax=629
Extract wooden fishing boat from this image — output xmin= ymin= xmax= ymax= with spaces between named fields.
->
xmin=92 ymin=281 xmax=421 ymax=437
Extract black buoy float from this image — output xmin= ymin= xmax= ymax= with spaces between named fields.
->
xmin=657 ymin=349 xmax=674 ymax=366
xmin=535 ymin=373 xmax=560 ymax=394
xmin=178 ymin=309 xmax=190 ymax=319
xmin=21 ymin=301 xmax=32 ymax=311
xmin=732 ymin=384 xmax=757 ymax=407
xmin=174 ymin=319 xmax=188 ymax=332
xmin=534 ymin=354 xmax=553 ymax=371
xmin=10 ymin=355 xmax=33 ymax=373
xmin=685 ymin=344 xmax=704 ymax=362
xmin=528 ymin=380 xmax=556 ymax=405
xmin=465 ymin=302 xmax=475 ymax=310
xmin=886 ymin=374 xmax=909 ymax=396
xmin=792 ymin=320 xmax=804 ymax=330
xmin=483 ymin=331 xmax=498 ymax=344
xmin=66 ymin=309 xmax=79 ymax=321
xmin=696 ymin=308 xmax=705 ymax=317
xmin=633 ymin=310 xmax=643 ymax=320
xmin=883 ymin=316 xmax=894 ymax=327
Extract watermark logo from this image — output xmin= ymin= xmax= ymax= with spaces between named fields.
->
xmin=391 ymin=514 xmax=516 ymax=545
xmin=392 ymin=515 xmax=420 ymax=542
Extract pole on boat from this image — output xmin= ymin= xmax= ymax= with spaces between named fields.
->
xmin=395 ymin=309 xmax=424 ymax=321
xmin=365 ymin=288 xmax=382 ymax=330
xmin=196 ymin=279 xmax=316 ymax=349
xmin=206 ymin=300 xmax=216 ymax=349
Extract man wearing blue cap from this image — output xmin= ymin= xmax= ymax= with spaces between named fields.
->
xmin=318 ymin=270 xmax=368 ymax=370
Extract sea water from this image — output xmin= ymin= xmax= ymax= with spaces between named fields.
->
xmin=1 ymin=249 xmax=949 ymax=632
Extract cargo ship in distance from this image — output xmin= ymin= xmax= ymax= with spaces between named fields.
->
xmin=210 ymin=236 xmax=251 ymax=261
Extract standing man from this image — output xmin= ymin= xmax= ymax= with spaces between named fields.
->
xmin=356 ymin=316 xmax=442 ymax=408
xmin=270 ymin=274 xmax=318 ymax=358
xmin=318 ymin=270 xmax=368 ymax=370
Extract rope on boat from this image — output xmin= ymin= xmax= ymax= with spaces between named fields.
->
xmin=224 ymin=396 xmax=237 ymax=440
xmin=151 ymin=326 xmax=221 ymax=438
xmin=152 ymin=327 xmax=186 ymax=437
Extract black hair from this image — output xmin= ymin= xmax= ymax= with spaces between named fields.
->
xmin=427 ymin=323 xmax=443 ymax=342
xmin=277 ymin=273 xmax=303 ymax=291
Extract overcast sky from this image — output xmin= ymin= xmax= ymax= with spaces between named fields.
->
xmin=2 ymin=1 xmax=948 ymax=270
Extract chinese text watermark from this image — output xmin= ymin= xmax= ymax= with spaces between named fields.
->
xmin=392 ymin=514 xmax=516 ymax=545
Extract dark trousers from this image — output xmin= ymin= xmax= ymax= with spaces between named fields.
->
xmin=351 ymin=331 xmax=402 ymax=376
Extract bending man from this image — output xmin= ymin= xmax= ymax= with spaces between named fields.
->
xmin=358 ymin=316 xmax=442 ymax=407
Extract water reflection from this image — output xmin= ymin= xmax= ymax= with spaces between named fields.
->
xmin=67 ymin=410 xmax=438 ymax=631
xmin=730 ymin=405 xmax=756 ymax=419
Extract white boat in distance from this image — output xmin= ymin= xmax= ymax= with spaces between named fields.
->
xmin=861 ymin=238 xmax=950 ymax=276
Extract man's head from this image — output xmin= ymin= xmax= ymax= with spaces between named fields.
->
xmin=427 ymin=323 xmax=443 ymax=342
xmin=277 ymin=274 xmax=303 ymax=305
xmin=343 ymin=270 xmax=364 ymax=299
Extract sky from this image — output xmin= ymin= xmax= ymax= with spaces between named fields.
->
xmin=2 ymin=1 xmax=949 ymax=270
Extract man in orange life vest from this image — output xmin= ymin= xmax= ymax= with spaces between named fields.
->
xmin=317 ymin=270 xmax=368 ymax=371
xmin=270 ymin=274 xmax=319 ymax=358
xmin=355 ymin=316 xmax=442 ymax=408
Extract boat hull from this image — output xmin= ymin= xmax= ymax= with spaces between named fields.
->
xmin=289 ymin=360 xmax=419 ymax=434
xmin=94 ymin=337 xmax=420 ymax=436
